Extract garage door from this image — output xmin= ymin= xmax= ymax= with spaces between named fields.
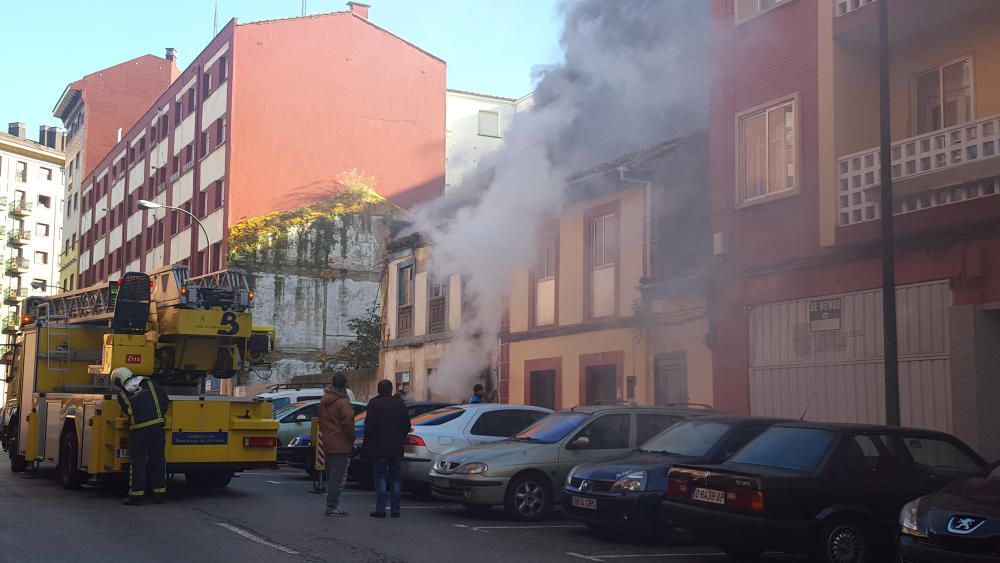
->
xmin=748 ymin=281 xmax=952 ymax=432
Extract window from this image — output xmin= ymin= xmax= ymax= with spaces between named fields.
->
xmin=571 ymin=414 xmax=630 ymax=450
xmin=187 ymin=89 xmax=196 ymax=113
xmin=202 ymin=73 xmax=212 ymax=97
xmin=537 ymin=229 xmax=557 ymax=280
xmin=174 ymin=101 xmax=183 ymax=125
xmin=214 ymin=181 xmax=224 ymax=209
xmin=590 ymin=213 xmax=616 ymax=268
xmin=471 ymin=410 xmax=547 ymax=438
xmin=729 ymin=427 xmax=834 ymax=473
xmin=413 ymin=407 xmax=465 ymax=426
xmin=397 ymin=264 xmax=414 ymax=337
xmin=15 ymin=161 xmax=27 ymax=182
xmin=200 ymin=131 xmax=208 ymax=158
xmin=36 ymin=223 xmax=49 ymax=237
xmin=738 ymin=97 xmax=796 ymax=203
xmin=71 ymin=233 xmax=76 ymax=249
xmin=39 ymin=167 xmax=53 ymax=181
xmin=37 ymin=195 xmax=50 ymax=209
xmin=170 ymin=213 xmax=178 ymax=235
xmin=182 ymin=202 xmax=192 ymax=227
xmin=198 ymin=190 xmax=208 ymax=217
xmin=636 ymin=414 xmax=683 ymax=446
xmin=34 ymin=251 xmax=48 ymax=265
xmin=394 ymin=371 xmax=411 ymax=397
xmin=735 ymin=0 xmax=793 ymax=23
xmin=529 ymin=370 xmax=557 ymax=410
xmin=216 ymin=118 xmax=226 ymax=145
xmin=478 ymin=110 xmax=500 ymax=137
xmin=902 ymin=436 xmax=981 ymax=476
xmin=185 ymin=144 xmax=194 ymax=165
xmin=73 ymin=193 xmax=78 ymax=210
xmin=428 ymin=272 xmax=447 ymax=333
xmin=155 ymin=221 xmax=164 ymax=245
xmin=517 ymin=412 xmax=589 ymax=443
xmin=210 ymin=242 xmax=222 ymax=272
xmin=218 ymin=56 xmax=228 ymax=82
xmin=534 ymin=229 xmax=557 ymax=326
xmin=914 ymin=58 xmax=973 ymax=135
xmin=641 ymin=419 xmax=733 ymax=456
xmin=32 ymin=278 xmax=46 ymax=291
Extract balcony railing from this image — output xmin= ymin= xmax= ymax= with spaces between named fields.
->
xmin=6 ymin=257 xmax=29 ymax=274
xmin=2 ymin=314 xmax=18 ymax=334
xmin=0 ymin=197 xmax=7 ymax=210
xmin=183 ymin=161 xmax=195 ymax=174
xmin=10 ymin=200 xmax=32 ymax=216
xmin=397 ymin=304 xmax=413 ymax=338
xmin=8 ymin=229 xmax=31 ymax=246
xmin=838 ymin=115 xmax=1000 ymax=226
xmin=428 ymin=296 xmax=446 ymax=334
xmin=835 ymin=0 xmax=875 ymax=17
xmin=4 ymin=288 xmax=27 ymax=304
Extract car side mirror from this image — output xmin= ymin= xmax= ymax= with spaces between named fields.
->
xmin=294 ymin=414 xmax=309 ymax=422
xmin=569 ymin=436 xmax=590 ymax=450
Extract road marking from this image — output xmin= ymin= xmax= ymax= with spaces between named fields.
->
xmin=215 ymin=522 xmax=299 ymax=555
xmin=453 ymin=524 xmax=586 ymax=533
xmin=567 ymin=553 xmax=726 ymax=561
xmin=266 ymin=480 xmax=282 ymax=485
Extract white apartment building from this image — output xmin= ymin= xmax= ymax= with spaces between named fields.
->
xmin=0 ymin=123 xmax=66 ymax=393
xmin=445 ymin=89 xmax=532 ymax=190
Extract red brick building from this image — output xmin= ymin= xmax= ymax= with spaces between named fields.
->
xmin=710 ymin=0 xmax=1000 ymax=458
xmin=53 ymin=52 xmax=178 ymax=290
xmin=76 ymin=4 xmax=445 ymax=286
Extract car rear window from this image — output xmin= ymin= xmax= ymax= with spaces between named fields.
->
xmin=413 ymin=407 xmax=466 ymax=426
xmin=729 ymin=427 xmax=835 ymax=473
xmin=640 ymin=419 xmax=733 ymax=457
xmin=515 ymin=412 xmax=589 ymax=444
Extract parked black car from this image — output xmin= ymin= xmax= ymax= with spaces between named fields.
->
xmin=663 ymin=422 xmax=986 ymax=563
xmin=563 ymin=416 xmax=787 ymax=536
xmin=348 ymin=401 xmax=453 ymax=487
xmin=898 ymin=459 xmax=1000 ymax=562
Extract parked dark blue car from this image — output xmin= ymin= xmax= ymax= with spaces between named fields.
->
xmin=563 ymin=416 xmax=787 ymax=536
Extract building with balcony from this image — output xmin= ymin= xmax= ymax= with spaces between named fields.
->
xmin=73 ymin=4 xmax=444 ymax=290
xmin=501 ymin=134 xmax=711 ymax=409
xmin=52 ymin=51 xmax=177 ymax=293
xmin=0 ymin=124 xmax=65 ymax=368
xmin=709 ymin=0 xmax=1000 ymax=458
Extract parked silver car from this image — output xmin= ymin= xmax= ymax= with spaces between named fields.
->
xmin=402 ymin=404 xmax=552 ymax=489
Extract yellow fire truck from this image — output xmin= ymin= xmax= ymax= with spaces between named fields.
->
xmin=0 ymin=265 xmax=278 ymax=489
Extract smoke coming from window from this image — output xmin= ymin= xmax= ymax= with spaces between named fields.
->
xmin=411 ymin=0 xmax=709 ymax=400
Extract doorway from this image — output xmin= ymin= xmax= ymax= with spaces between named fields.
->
xmin=654 ymin=353 xmax=688 ymax=406
xmin=529 ymin=370 xmax=556 ymax=410
xmin=585 ymin=365 xmax=618 ymax=405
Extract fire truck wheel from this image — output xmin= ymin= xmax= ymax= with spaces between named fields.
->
xmin=58 ymin=431 xmax=86 ymax=490
xmin=185 ymin=471 xmax=234 ymax=488
xmin=8 ymin=426 xmax=26 ymax=473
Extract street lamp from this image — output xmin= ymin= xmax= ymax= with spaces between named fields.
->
xmin=30 ymin=280 xmax=70 ymax=293
xmin=137 ymin=200 xmax=213 ymax=272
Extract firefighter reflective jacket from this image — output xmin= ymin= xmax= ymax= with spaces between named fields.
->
xmin=117 ymin=377 xmax=171 ymax=430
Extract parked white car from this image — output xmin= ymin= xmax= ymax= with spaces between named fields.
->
xmin=258 ymin=387 xmax=326 ymax=412
xmin=401 ymin=404 xmax=553 ymax=490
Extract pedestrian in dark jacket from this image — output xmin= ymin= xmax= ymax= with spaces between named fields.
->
xmin=319 ymin=372 xmax=355 ymax=516
xmin=113 ymin=367 xmax=170 ymax=506
xmin=362 ymin=379 xmax=410 ymax=518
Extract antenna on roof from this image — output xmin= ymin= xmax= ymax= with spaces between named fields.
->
xmin=800 ymin=392 xmax=818 ymax=421
xmin=213 ymin=0 xmax=219 ymax=35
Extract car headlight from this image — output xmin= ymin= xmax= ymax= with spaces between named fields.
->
xmin=900 ymin=498 xmax=928 ymax=538
xmin=454 ymin=462 xmax=488 ymax=475
xmin=610 ymin=471 xmax=647 ymax=493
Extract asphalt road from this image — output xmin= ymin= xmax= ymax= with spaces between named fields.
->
xmin=0 ymin=465 xmax=804 ymax=563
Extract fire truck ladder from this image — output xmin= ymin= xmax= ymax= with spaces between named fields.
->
xmin=181 ymin=268 xmax=253 ymax=312
xmin=36 ymin=272 xmax=152 ymax=331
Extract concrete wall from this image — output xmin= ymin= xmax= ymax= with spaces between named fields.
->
xmin=445 ymin=91 xmax=532 ymax=189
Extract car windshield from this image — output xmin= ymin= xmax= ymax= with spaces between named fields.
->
xmin=728 ymin=427 xmax=835 ymax=473
xmin=639 ymin=419 xmax=732 ymax=457
xmin=272 ymin=397 xmax=293 ymax=412
xmin=413 ymin=407 xmax=466 ymax=426
xmin=514 ymin=412 xmax=590 ymax=444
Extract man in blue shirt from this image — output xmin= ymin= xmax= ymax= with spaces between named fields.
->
xmin=469 ymin=384 xmax=486 ymax=404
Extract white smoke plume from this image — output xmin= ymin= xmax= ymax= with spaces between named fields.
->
xmin=413 ymin=0 xmax=709 ymax=399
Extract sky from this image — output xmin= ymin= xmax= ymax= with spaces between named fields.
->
xmin=0 ymin=0 xmax=564 ymax=135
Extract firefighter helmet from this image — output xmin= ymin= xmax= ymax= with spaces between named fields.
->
xmin=111 ymin=367 xmax=135 ymax=387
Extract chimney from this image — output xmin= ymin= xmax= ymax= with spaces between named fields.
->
xmin=53 ymin=129 xmax=66 ymax=152
xmin=7 ymin=122 xmax=26 ymax=139
xmin=165 ymin=48 xmax=177 ymax=62
xmin=39 ymin=125 xmax=48 ymax=144
xmin=347 ymin=1 xmax=370 ymax=19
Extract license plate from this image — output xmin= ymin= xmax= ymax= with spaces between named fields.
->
xmin=432 ymin=477 xmax=450 ymax=489
xmin=571 ymin=495 xmax=597 ymax=510
xmin=692 ymin=487 xmax=726 ymax=505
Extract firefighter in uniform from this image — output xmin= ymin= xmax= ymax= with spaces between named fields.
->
xmin=113 ymin=367 xmax=171 ymax=506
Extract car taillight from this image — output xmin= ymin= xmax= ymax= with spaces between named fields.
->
xmin=243 ymin=436 xmax=277 ymax=448
xmin=404 ymin=434 xmax=425 ymax=446
xmin=666 ymin=477 xmax=689 ymax=498
xmin=725 ymin=487 xmax=765 ymax=512
xmin=119 ymin=437 xmax=129 ymax=449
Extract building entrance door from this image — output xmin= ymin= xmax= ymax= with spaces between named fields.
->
xmin=585 ymin=365 xmax=617 ymax=405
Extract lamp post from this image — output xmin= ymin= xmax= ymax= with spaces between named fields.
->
xmin=30 ymin=280 xmax=70 ymax=293
xmin=137 ymin=199 xmax=212 ymax=272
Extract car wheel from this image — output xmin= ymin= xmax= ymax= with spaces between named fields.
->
xmin=504 ymin=473 xmax=552 ymax=522
xmin=816 ymin=517 xmax=868 ymax=563
xmin=719 ymin=542 xmax=765 ymax=562
xmin=8 ymin=426 xmax=26 ymax=473
xmin=58 ymin=431 xmax=86 ymax=490
xmin=462 ymin=503 xmax=492 ymax=515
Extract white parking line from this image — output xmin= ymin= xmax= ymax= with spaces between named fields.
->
xmin=266 ymin=480 xmax=282 ymax=485
xmin=215 ymin=522 xmax=299 ymax=555
xmin=567 ymin=553 xmax=726 ymax=561
xmin=453 ymin=524 xmax=586 ymax=533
